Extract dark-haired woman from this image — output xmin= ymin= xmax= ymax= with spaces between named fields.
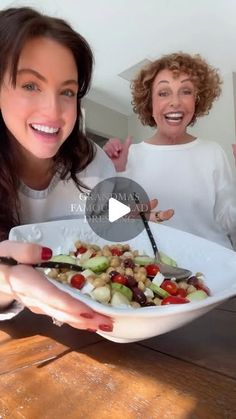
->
xmin=0 ymin=7 xmax=174 ymax=328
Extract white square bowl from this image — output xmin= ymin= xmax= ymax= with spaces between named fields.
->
xmin=9 ymin=219 xmax=236 ymax=343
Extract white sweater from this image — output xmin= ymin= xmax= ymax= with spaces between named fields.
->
xmin=121 ymin=139 xmax=236 ymax=249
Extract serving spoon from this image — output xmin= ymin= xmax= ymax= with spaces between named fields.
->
xmin=133 ymin=193 xmax=191 ymax=280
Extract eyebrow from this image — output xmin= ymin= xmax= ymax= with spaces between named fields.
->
xmin=17 ymin=68 xmax=78 ymax=86
xmin=156 ymin=77 xmax=192 ymax=86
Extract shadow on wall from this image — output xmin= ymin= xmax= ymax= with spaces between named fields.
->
xmin=87 ymin=131 xmax=108 ymax=148
xmin=232 ymin=144 xmax=236 ymax=165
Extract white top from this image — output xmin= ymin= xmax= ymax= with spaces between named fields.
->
xmin=2 ymin=145 xmax=115 ymax=319
xmin=120 ymin=139 xmax=236 ymax=249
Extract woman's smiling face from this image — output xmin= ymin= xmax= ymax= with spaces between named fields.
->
xmin=0 ymin=36 xmax=78 ymax=159
xmin=151 ymin=69 xmax=197 ymax=141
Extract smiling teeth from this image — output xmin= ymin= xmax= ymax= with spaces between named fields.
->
xmin=165 ymin=112 xmax=183 ymax=118
xmin=31 ymin=124 xmax=59 ymax=134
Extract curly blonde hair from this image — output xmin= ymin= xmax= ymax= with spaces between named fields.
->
xmin=131 ymin=52 xmax=222 ymax=127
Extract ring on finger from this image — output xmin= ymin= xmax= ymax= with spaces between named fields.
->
xmin=155 ymin=211 xmax=164 ymax=223
xmin=52 ymin=317 xmax=64 ymax=327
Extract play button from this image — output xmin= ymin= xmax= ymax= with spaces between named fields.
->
xmin=85 ymin=176 xmax=151 ymax=242
xmin=108 ymin=197 xmax=130 ymax=222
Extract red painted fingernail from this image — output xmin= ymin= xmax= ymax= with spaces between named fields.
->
xmin=86 ymin=328 xmax=97 ymax=333
xmin=41 ymin=247 xmax=53 ymax=260
xmin=99 ymin=324 xmax=113 ymax=332
xmin=80 ymin=313 xmax=94 ymax=319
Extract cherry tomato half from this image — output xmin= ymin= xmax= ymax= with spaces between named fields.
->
xmin=161 ymin=280 xmax=178 ymax=295
xmin=111 ymin=273 xmax=127 ymax=285
xmin=70 ymin=274 xmax=86 ymax=289
xmin=111 ymin=248 xmax=123 ymax=256
xmin=161 ymin=296 xmax=189 ymax=305
xmin=145 ymin=264 xmax=160 ymax=277
xmin=75 ymin=246 xmax=87 ymax=255
xmin=175 ymin=288 xmax=187 ymax=298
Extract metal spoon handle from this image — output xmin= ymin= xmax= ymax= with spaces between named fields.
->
xmin=133 ymin=193 xmax=159 ymax=259
xmin=133 ymin=193 xmax=192 ymax=280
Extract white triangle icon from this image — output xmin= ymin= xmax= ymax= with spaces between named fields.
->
xmin=108 ymin=197 xmax=131 ymax=222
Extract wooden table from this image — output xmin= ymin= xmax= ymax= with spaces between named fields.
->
xmin=0 ymin=298 xmax=235 ymax=419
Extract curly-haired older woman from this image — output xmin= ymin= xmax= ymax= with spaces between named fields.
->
xmin=104 ymin=52 xmax=236 ymax=248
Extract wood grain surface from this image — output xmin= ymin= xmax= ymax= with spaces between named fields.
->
xmin=0 ymin=300 xmax=235 ymax=419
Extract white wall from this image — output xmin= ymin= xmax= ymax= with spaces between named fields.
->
xmin=83 ymin=98 xmax=128 ymax=139
xmin=128 ymin=113 xmax=155 ymax=142
xmin=189 ymin=72 xmax=236 ymax=170
xmin=127 ymin=73 xmax=236 ymax=172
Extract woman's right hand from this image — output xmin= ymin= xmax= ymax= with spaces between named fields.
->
xmin=0 ymin=241 xmax=113 ymax=333
xmin=103 ymin=136 xmax=132 ymax=172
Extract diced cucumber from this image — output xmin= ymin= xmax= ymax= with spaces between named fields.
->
xmin=81 ymin=256 xmax=109 ymax=273
xmin=134 ymin=256 xmax=155 ymax=266
xmin=91 ymin=286 xmax=111 ymax=303
xmin=81 ymin=269 xmax=96 ymax=278
xmin=159 ymin=251 xmax=177 ymax=267
xmin=187 ymin=290 xmax=208 ymax=301
xmin=50 ymin=254 xmax=78 ymax=264
xmin=110 ymin=291 xmax=131 ymax=307
xmin=149 ymin=283 xmax=170 ymax=298
xmin=111 ymin=283 xmax=133 ymax=301
xmin=134 ymin=253 xmax=177 ymax=267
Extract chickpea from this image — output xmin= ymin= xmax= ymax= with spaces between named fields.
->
xmin=91 ymin=245 xmax=101 ymax=251
xmin=74 ymin=240 xmax=82 ymax=248
xmin=99 ymin=273 xmax=110 ymax=283
xmin=138 ymin=281 xmax=145 ymax=291
xmin=57 ymin=273 xmax=68 ymax=282
xmin=130 ymin=301 xmax=141 ymax=308
xmin=125 ymin=267 xmax=134 ymax=276
xmin=110 ymin=257 xmax=120 ymax=268
xmin=115 ymin=266 xmax=125 ymax=275
xmin=197 ymin=277 xmax=204 ymax=286
xmin=123 ymin=244 xmax=130 ymax=251
xmin=95 ymin=250 xmax=102 ymax=257
xmin=153 ymin=297 xmax=162 ymax=306
xmin=60 ymin=268 xmax=70 ymax=273
xmin=102 ymin=248 xmax=112 ymax=257
xmin=178 ymin=281 xmax=188 ymax=290
xmin=47 ymin=268 xmax=59 ymax=279
xmin=93 ymin=277 xmax=106 ymax=288
xmin=187 ymin=285 xmax=197 ymax=293
xmin=122 ymin=251 xmax=134 ymax=259
xmin=106 ymin=267 xmax=116 ymax=275
xmin=146 ymin=297 xmax=154 ymax=303
xmin=145 ymin=278 xmax=152 ymax=287
xmin=134 ymin=272 xmax=146 ymax=283
xmin=140 ymin=273 xmax=147 ymax=282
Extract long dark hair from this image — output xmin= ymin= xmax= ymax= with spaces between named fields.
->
xmin=0 ymin=7 xmax=95 ymax=240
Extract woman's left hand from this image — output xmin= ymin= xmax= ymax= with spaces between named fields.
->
xmin=149 ymin=199 xmax=174 ymax=222
xmin=132 ymin=198 xmax=174 ymax=222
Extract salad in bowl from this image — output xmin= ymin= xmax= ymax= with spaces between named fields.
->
xmin=9 ymin=219 xmax=236 ymax=343
xmin=45 ymin=240 xmax=210 ymax=308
